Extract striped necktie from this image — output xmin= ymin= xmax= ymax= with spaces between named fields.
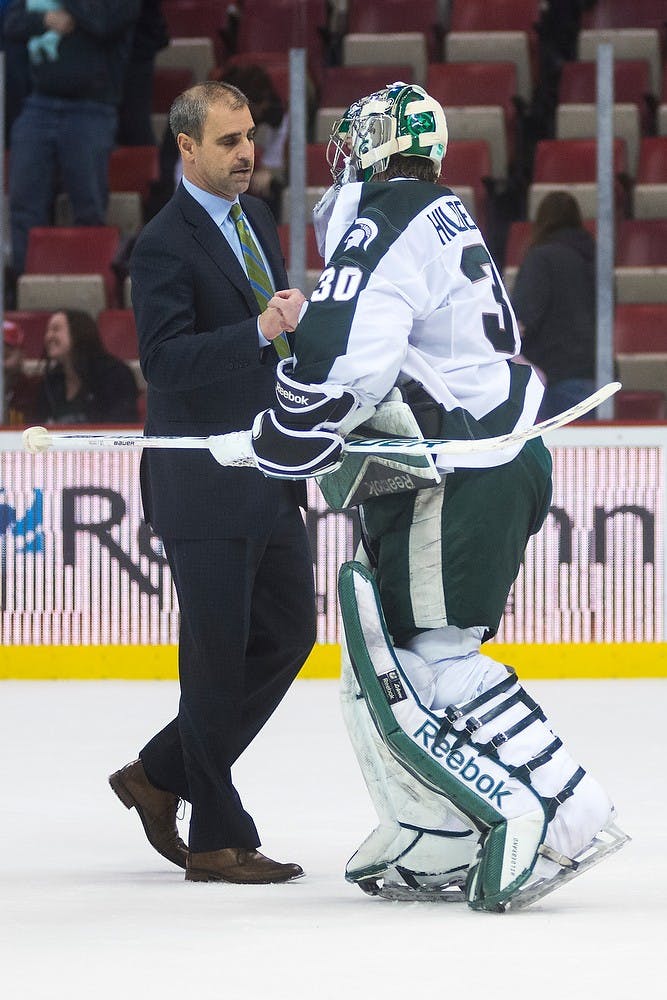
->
xmin=229 ymin=202 xmax=290 ymax=359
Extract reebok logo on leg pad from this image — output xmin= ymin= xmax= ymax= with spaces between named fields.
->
xmin=379 ymin=670 xmax=408 ymax=705
xmin=414 ymin=720 xmax=512 ymax=809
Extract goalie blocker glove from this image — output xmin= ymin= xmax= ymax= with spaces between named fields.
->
xmin=252 ymin=409 xmax=345 ymax=478
xmin=251 ymin=359 xmax=360 ymax=479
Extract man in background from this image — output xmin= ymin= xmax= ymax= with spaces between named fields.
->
xmin=4 ymin=0 xmax=141 ymax=283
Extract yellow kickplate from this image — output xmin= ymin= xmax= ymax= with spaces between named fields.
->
xmin=0 ymin=642 xmax=665 ymax=680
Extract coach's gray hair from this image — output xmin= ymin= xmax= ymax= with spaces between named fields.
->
xmin=169 ymin=81 xmax=249 ymax=142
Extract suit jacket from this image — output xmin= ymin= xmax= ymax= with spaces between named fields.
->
xmin=130 ymin=182 xmax=304 ymax=538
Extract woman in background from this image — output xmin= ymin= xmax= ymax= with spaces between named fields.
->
xmin=34 ymin=308 xmax=139 ymax=424
xmin=511 ymin=190 xmax=596 ymax=420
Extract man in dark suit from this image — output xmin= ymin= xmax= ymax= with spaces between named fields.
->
xmin=109 ymin=81 xmax=316 ymax=884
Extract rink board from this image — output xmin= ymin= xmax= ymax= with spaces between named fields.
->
xmin=0 ymin=640 xmax=665 ymax=679
xmin=0 ymin=425 xmax=665 ymax=677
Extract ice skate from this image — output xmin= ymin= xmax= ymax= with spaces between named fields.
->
xmin=497 ymin=813 xmax=630 ymax=911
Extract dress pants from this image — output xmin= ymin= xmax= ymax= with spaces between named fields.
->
xmin=140 ymin=503 xmax=316 ymax=852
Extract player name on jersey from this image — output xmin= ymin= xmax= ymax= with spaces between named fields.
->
xmin=427 ymin=197 xmax=479 ymax=245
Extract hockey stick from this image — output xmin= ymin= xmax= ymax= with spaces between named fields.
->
xmin=22 ymin=381 xmax=621 ymax=464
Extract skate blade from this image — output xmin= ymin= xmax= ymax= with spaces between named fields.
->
xmin=503 ymin=819 xmax=631 ymax=912
xmin=356 ymin=873 xmax=467 ymax=903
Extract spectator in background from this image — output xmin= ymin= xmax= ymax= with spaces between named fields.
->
xmin=2 ymin=318 xmax=40 ymax=424
xmin=33 ymin=309 xmax=138 ymax=424
xmin=0 ymin=0 xmax=31 ymax=147
xmin=511 ymin=190 xmax=596 ymax=421
xmin=4 ymin=0 xmax=141 ymax=283
xmin=529 ymin=0 xmax=594 ymax=141
xmin=117 ymin=0 xmax=169 ymax=146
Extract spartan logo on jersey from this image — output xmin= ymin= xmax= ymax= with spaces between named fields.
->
xmin=343 ymin=217 xmax=378 ymax=252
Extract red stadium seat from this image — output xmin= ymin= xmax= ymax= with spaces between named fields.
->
xmin=439 ymin=139 xmax=493 ymax=233
xmin=581 ymin=0 xmax=667 ymax=31
xmin=449 ymin=0 xmax=540 ymax=32
xmin=446 ymin=0 xmax=541 ymax=105
xmin=614 ymin=390 xmax=667 ymax=420
xmin=636 ymin=137 xmax=667 ymax=182
xmin=236 ymin=0 xmax=328 ymax=86
xmin=559 ymin=60 xmax=651 ymax=105
xmin=97 ymin=309 xmax=139 ymax=360
xmin=614 ymin=304 xmax=667 ymax=392
xmin=558 ymin=60 xmax=654 ymax=134
xmin=532 ymin=138 xmax=627 ymax=181
xmin=109 ymin=146 xmax=160 ymax=202
xmin=162 ymin=1 xmax=227 ymax=61
xmin=236 ymin=0 xmax=325 ymax=50
xmin=427 ymin=61 xmax=518 ymax=114
xmin=427 ymin=62 xmax=520 ymax=163
xmin=529 ymin=140 xmax=629 ymax=222
xmin=577 ymin=27 xmax=662 ymax=100
xmin=614 ymin=302 xmax=667 ymax=394
xmin=345 ymin=0 xmax=443 ymax=61
xmin=614 ymin=303 xmax=667 ymax=352
xmin=616 ymin=220 xmax=667 ymax=265
xmin=152 ymin=67 xmax=194 ymax=113
xmin=633 ymin=137 xmax=667 ymax=218
xmin=24 ymin=227 xmax=121 ymax=307
xmin=319 ymin=65 xmax=415 ymax=109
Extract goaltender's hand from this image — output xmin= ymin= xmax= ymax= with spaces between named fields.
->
xmin=259 ymin=288 xmax=305 ymax=340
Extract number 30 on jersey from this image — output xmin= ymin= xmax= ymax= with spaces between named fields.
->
xmin=311 ymin=266 xmax=364 ymax=303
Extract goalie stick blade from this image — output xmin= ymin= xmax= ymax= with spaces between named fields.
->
xmin=499 ymin=818 xmax=631 ymax=913
xmin=343 ymin=381 xmax=622 ymax=458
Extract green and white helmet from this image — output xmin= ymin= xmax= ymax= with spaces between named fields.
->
xmin=327 ymin=81 xmax=448 ymax=184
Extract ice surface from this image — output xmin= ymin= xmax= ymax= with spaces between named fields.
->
xmin=1 ymin=678 xmax=663 ymax=999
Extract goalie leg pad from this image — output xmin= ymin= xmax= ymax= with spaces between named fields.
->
xmin=317 ymin=390 xmax=442 ymax=511
xmin=338 ymin=560 xmax=549 ymax=911
xmin=340 ymin=641 xmax=476 ymax=899
xmin=403 ymin=628 xmax=626 ymax=910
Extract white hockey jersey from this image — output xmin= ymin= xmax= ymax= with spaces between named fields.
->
xmin=293 ymin=178 xmax=545 ymax=469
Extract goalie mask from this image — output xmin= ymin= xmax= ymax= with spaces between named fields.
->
xmin=327 ymin=82 xmax=449 ymax=184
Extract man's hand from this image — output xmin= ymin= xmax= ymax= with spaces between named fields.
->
xmin=259 ymin=288 xmax=305 ymax=340
xmin=44 ymin=10 xmax=75 ymax=34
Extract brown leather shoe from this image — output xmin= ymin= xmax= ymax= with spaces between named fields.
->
xmin=109 ymin=759 xmax=188 ymax=869
xmin=185 ymin=848 xmax=304 ymax=884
